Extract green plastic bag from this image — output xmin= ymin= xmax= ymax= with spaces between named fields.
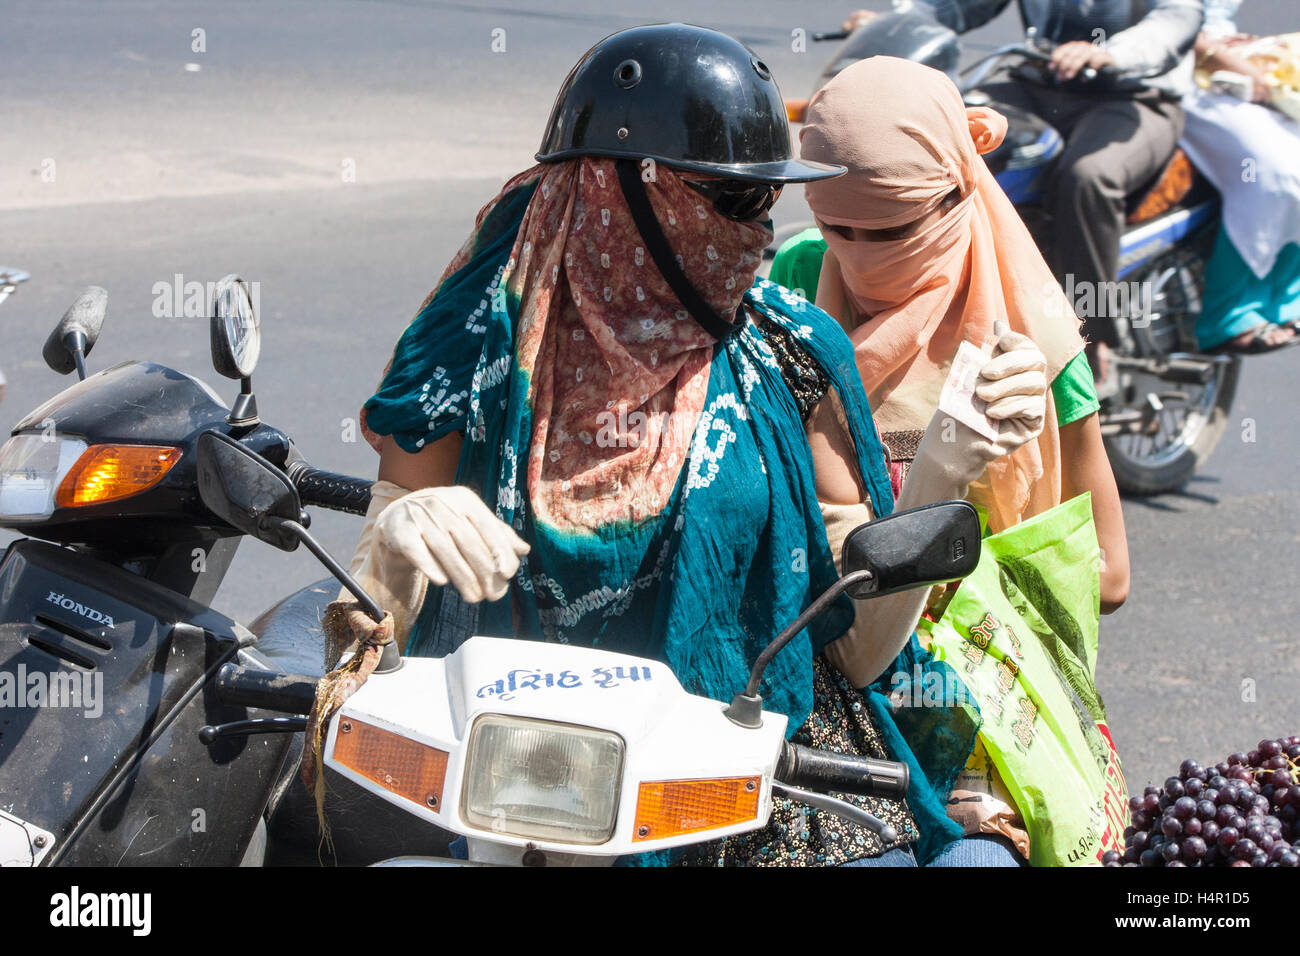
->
xmin=922 ymin=493 xmax=1128 ymax=866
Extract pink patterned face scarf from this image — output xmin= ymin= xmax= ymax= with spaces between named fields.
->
xmin=516 ymin=158 xmax=770 ymax=531
xmin=364 ymin=157 xmax=772 ymax=533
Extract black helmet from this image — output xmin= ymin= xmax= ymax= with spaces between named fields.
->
xmin=537 ymin=23 xmax=844 ymax=184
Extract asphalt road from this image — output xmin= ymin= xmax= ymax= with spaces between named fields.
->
xmin=1 ymin=0 xmax=1298 ymax=795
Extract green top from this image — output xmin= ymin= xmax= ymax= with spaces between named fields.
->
xmin=769 ymin=228 xmax=1099 ymax=428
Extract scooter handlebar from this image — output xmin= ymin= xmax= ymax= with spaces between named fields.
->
xmin=216 ymin=662 xmax=319 ymax=714
xmin=286 ymin=461 xmax=373 ymax=516
xmin=775 ymin=742 xmax=910 ymax=800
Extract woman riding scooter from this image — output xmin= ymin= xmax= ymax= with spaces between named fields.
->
xmin=772 ymin=56 xmax=1130 ymax=861
xmin=337 ymin=24 xmax=1045 ymax=866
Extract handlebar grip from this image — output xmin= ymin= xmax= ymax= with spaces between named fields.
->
xmin=811 ymin=29 xmax=850 ymax=41
xmin=776 ymin=742 xmax=910 ymax=800
xmin=216 ymin=663 xmax=320 ymax=714
xmin=289 ymin=463 xmax=373 ymax=516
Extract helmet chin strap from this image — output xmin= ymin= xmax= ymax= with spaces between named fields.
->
xmin=615 ymin=159 xmax=746 ymax=341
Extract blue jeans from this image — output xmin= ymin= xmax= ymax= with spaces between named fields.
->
xmin=841 ymin=836 xmax=1023 ymax=867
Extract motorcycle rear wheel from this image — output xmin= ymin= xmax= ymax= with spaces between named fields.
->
xmin=1102 ymin=355 xmax=1240 ymax=494
xmin=1101 ymin=247 xmax=1241 ymax=495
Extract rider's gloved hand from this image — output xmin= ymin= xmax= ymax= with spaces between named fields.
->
xmin=334 ymin=482 xmax=528 ymax=665
xmin=375 ymin=485 xmax=530 ymax=605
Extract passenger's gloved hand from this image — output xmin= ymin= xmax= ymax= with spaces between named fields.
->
xmin=900 ymin=330 xmax=1048 ymax=508
xmin=820 ymin=498 xmax=922 ymax=688
xmin=976 ymin=329 xmax=1047 ymax=446
xmin=824 ymin=331 xmax=1048 ymax=689
xmin=375 ymin=485 xmax=530 ymax=605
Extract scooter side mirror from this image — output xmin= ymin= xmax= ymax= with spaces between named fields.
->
xmin=725 ymin=499 xmax=981 ymax=728
xmin=841 ymin=500 xmax=981 ymax=599
xmin=209 ymin=275 xmax=262 ymax=427
xmin=210 ymin=274 xmax=261 ymax=381
xmin=196 ymin=430 xmax=302 ymax=552
xmin=42 ymin=286 xmax=107 ymax=379
xmin=195 ymin=430 xmax=389 ymax=627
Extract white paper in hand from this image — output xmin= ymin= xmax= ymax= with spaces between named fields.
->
xmin=939 ymin=340 xmax=1000 ymax=442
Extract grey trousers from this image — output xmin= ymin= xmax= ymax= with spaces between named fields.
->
xmin=978 ymin=79 xmax=1185 ymax=347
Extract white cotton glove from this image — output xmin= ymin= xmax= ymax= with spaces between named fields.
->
xmin=336 ymin=480 xmax=423 ymax=663
xmin=374 ymin=485 xmax=530 ymax=606
xmin=901 ymin=330 xmax=1048 ymax=508
xmin=975 ymin=329 xmax=1047 ymax=446
xmin=817 ymin=499 xmax=916 ymax=688
xmin=338 ymin=482 xmax=528 ymax=661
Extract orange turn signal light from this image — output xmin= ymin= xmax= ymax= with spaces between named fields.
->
xmin=632 ymin=776 xmax=761 ymax=842
xmin=332 ymin=716 xmax=449 ymax=812
xmin=784 ymin=98 xmax=809 ymax=123
xmin=56 ymin=444 xmax=182 ymax=508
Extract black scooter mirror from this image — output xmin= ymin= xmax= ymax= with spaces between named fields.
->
xmin=195 ymin=430 xmax=387 ymax=625
xmin=724 ymin=499 xmax=981 ymax=729
xmin=841 ymin=500 xmax=981 ymax=599
xmin=42 ymin=286 xmax=107 ymax=379
xmin=210 ymin=275 xmax=261 ymax=380
xmin=196 ymin=430 xmax=301 ymax=552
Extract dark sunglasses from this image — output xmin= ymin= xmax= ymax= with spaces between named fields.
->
xmin=684 ymin=179 xmax=782 ymax=222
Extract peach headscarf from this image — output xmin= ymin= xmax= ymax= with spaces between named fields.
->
xmin=800 ymin=56 xmax=1085 ymax=533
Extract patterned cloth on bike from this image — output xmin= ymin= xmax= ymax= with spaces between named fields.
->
xmin=360 ymin=157 xmax=978 ymax=864
xmin=799 ymin=56 xmax=1086 ymax=534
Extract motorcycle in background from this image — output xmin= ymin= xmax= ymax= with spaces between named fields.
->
xmin=0 ymin=279 xmax=978 ymax=866
xmin=773 ymin=8 xmax=1241 ymax=495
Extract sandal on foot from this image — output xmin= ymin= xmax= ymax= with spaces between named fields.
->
xmin=1206 ymin=323 xmax=1300 ymax=355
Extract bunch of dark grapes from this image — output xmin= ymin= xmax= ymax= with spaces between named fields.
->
xmin=1103 ymin=735 xmax=1300 ymax=867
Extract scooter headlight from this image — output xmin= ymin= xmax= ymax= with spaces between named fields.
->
xmin=462 ymin=716 xmax=624 ymax=845
xmin=0 ymin=433 xmax=88 ymax=523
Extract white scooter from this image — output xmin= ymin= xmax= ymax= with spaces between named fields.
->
xmin=197 ymin=430 xmax=982 ymax=866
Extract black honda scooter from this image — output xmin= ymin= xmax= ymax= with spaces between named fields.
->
xmin=0 ymin=278 xmax=394 ymax=866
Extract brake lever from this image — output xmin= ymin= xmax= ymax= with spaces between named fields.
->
xmin=773 ymin=781 xmax=899 ymax=844
xmin=198 ymin=715 xmax=308 ymax=744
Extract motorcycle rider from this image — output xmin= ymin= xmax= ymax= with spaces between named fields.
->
xmin=845 ymin=0 xmax=1205 ymax=385
xmin=334 ymin=23 xmax=1047 ymax=865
